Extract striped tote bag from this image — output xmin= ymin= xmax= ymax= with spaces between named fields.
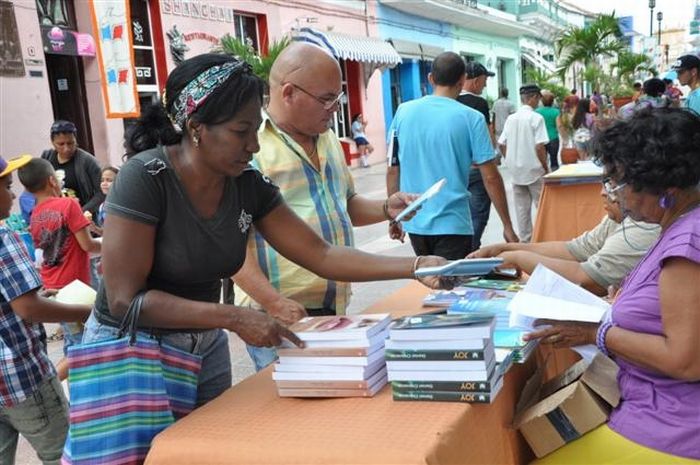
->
xmin=62 ymin=293 xmax=202 ymax=465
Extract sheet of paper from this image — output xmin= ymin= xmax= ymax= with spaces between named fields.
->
xmin=54 ymin=279 xmax=97 ymax=306
xmin=507 ymin=265 xmax=609 ymax=360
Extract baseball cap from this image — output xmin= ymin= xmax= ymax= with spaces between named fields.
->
xmin=519 ymin=83 xmax=542 ymax=95
xmin=50 ymin=120 xmax=77 ymax=135
xmin=672 ymin=54 xmax=700 ymax=71
xmin=465 ymin=61 xmax=495 ymax=79
xmin=0 ymin=154 xmax=32 ymax=178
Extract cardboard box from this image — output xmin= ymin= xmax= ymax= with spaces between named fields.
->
xmin=513 ymin=353 xmax=620 ymax=458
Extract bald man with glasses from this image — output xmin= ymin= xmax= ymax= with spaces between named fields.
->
xmin=232 ymin=42 xmax=418 ymax=370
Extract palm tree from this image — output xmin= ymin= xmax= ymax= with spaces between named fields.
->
xmin=614 ymin=51 xmax=657 ymax=84
xmin=215 ymin=35 xmax=290 ymax=83
xmin=555 ymin=13 xmax=624 ymax=91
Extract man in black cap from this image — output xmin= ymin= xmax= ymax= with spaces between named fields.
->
xmin=457 ymin=61 xmax=497 ymax=251
xmin=498 ymin=83 xmax=549 ymax=242
xmin=672 ymin=54 xmax=700 ymax=114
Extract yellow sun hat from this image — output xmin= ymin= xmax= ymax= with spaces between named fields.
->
xmin=0 ymin=154 xmax=33 ymax=178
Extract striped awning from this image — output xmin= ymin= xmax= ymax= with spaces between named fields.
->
xmin=294 ymin=27 xmax=402 ymax=67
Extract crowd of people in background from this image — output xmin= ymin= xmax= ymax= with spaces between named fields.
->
xmin=1 ymin=43 xmax=699 ymax=465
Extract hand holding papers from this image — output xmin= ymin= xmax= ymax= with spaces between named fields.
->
xmin=392 ymin=178 xmax=446 ymax=223
xmin=508 ymin=265 xmax=610 ymax=362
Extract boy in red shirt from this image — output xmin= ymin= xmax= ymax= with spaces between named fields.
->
xmin=18 ymin=158 xmax=101 ymax=380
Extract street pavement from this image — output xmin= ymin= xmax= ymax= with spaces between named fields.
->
xmin=18 ymin=161 xmax=521 ymax=464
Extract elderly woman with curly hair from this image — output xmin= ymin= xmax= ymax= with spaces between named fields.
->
xmin=526 ymin=108 xmax=700 ymax=464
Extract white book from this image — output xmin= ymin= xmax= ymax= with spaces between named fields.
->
xmin=386 ymin=356 xmax=495 ymax=373
xmin=278 ymin=348 xmax=385 ymax=367
xmin=279 ymin=329 xmax=388 ymax=349
xmin=274 ymin=358 xmax=386 ymax=376
xmin=385 ymin=338 xmax=487 ymax=351
xmin=387 ymin=367 xmax=493 ymax=382
xmin=277 ymin=374 xmax=388 ymax=398
xmin=288 ymin=314 xmax=391 ymax=341
xmin=272 ymin=366 xmax=387 ymax=382
xmin=389 ymin=316 xmax=495 ymax=341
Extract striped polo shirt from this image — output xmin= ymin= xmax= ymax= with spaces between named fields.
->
xmin=235 ymin=114 xmax=356 ymax=314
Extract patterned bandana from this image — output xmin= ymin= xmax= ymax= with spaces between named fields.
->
xmin=169 ymin=60 xmax=250 ymax=131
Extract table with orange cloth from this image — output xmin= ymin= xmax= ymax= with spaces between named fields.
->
xmin=145 ymin=281 xmax=536 ymax=465
xmin=532 ymin=177 xmax=605 ymax=243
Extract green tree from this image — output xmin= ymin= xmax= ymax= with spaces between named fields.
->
xmin=554 ymin=13 xmax=624 ymax=91
xmin=215 ymin=35 xmax=290 ymax=83
xmin=613 ymin=51 xmax=657 ymax=84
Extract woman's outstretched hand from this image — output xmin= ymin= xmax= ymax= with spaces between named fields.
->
xmin=414 ymin=256 xmax=460 ymax=290
xmin=232 ymin=307 xmax=305 ymax=348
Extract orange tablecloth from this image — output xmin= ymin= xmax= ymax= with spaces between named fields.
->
xmin=146 ymin=282 xmax=536 ymax=465
xmin=532 ymin=180 xmax=605 ymax=243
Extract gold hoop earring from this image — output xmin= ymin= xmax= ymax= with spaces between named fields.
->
xmin=192 ymin=132 xmax=200 ymax=148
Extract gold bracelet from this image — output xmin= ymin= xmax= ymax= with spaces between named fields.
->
xmin=412 ymin=256 xmax=424 ymax=278
xmin=382 ymin=198 xmax=392 ymax=221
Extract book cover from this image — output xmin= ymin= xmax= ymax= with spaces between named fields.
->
xmin=288 ymin=314 xmax=391 ymax=341
xmin=272 ymin=364 xmax=386 ymax=382
xmin=386 ymin=356 xmax=494 ymax=372
xmin=274 ymin=358 xmax=385 ymax=375
xmin=463 ymin=279 xmax=524 ymax=292
xmin=277 ymin=374 xmax=387 ymax=398
xmin=277 ymin=344 xmax=382 ymax=357
xmin=384 ymin=338 xmax=487 ymax=351
xmin=422 ymin=288 xmax=470 ymax=307
xmin=385 ymin=344 xmax=493 ymax=361
xmin=391 ymin=376 xmax=503 ymax=404
xmin=389 ymin=314 xmax=495 ymax=341
xmin=278 ymin=348 xmax=385 ymax=367
xmin=274 ymin=368 xmax=387 ymax=390
xmin=414 ymin=258 xmax=503 ymax=277
xmin=391 ymin=377 xmax=496 ymax=393
xmin=279 ymin=329 xmax=389 ymax=349
xmin=387 ymin=364 xmax=494 ymax=382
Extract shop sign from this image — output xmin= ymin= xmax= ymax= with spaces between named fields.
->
xmin=41 ymin=25 xmax=96 ymax=56
xmin=134 ymin=48 xmax=157 ymax=86
xmin=183 ymin=31 xmax=220 ymax=45
xmin=161 ymin=0 xmax=236 ymax=23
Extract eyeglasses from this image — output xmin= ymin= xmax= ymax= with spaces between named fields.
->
xmin=287 ymin=82 xmax=344 ymax=111
xmin=602 ymin=177 xmax=627 ymax=201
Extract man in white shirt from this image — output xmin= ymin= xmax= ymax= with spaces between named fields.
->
xmin=498 ymin=84 xmax=549 ymax=242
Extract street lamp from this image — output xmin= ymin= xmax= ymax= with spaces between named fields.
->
xmin=649 ymin=0 xmax=656 ymax=37
xmin=657 ymin=11 xmax=663 ymax=45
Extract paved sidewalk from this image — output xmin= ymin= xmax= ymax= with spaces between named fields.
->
xmin=17 ymin=161 xmax=522 ymax=464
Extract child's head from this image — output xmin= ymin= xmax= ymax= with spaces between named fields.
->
xmin=18 ymin=158 xmax=61 ymax=197
xmin=100 ymin=166 xmax=119 ymax=195
xmin=0 ymin=155 xmax=32 ymax=220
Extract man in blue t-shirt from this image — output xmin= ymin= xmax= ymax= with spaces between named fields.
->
xmin=672 ymin=54 xmax=700 ymax=114
xmin=387 ymin=52 xmax=518 ymax=259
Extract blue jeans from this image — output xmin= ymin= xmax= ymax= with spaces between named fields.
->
xmin=468 ymin=168 xmax=491 ymax=251
xmin=0 ymin=376 xmax=68 ymax=465
xmin=59 ymin=322 xmax=83 ymax=357
xmin=82 ymin=312 xmax=232 ymax=406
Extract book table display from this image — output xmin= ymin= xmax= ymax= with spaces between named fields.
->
xmin=532 ymin=166 xmax=605 ymax=242
xmin=145 ymin=282 xmax=537 ymax=465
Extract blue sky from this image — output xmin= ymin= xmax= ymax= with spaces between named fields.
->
xmin=568 ymin=0 xmax=696 ymax=32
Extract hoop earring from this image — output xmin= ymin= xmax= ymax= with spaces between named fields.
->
xmin=192 ymin=132 xmax=200 ymax=148
xmin=659 ymin=193 xmax=675 ymax=209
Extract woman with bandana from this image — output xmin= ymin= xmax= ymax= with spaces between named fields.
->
xmin=83 ymin=53 xmax=453 ymax=408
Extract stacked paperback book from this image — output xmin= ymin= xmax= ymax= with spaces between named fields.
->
xmin=272 ymin=314 xmax=391 ymax=398
xmin=385 ymin=313 xmax=507 ymax=404
xmin=423 ymin=280 xmax=537 ymax=364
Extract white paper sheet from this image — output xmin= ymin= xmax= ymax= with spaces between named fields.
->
xmin=508 ymin=265 xmax=610 ymax=362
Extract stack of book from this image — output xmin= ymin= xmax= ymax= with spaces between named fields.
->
xmin=385 ymin=314 xmax=506 ymax=404
xmin=272 ymin=314 xmax=391 ymax=398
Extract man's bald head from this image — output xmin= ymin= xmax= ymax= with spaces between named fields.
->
xmin=270 ymin=42 xmax=340 ymax=90
xmin=267 ymin=42 xmax=343 ymax=137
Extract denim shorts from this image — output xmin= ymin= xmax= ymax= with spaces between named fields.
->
xmin=60 ymin=322 xmax=83 ymax=357
xmin=0 ymin=376 xmax=69 ymax=465
xmin=82 ymin=311 xmax=232 ymax=406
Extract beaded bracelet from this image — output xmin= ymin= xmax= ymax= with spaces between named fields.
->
xmin=596 ymin=320 xmax=614 ymax=357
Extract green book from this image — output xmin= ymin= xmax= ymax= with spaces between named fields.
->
xmin=385 ymin=347 xmax=491 ymax=361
